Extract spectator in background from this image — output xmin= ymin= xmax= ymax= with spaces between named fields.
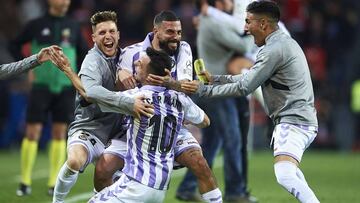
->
xmin=176 ymin=0 xmax=257 ymax=202
xmin=9 ymin=0 xmax=88 ymax=196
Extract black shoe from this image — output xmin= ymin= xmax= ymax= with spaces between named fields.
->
xmin=175 ymin=191 xmax=202 ymax=202
xmin=16 ymin=183 xmax=31 ymax=196
xmin=224 ymin=194 xmax=258 ymax=203
xmin=48 ymin=187 xmax=54 ymax=196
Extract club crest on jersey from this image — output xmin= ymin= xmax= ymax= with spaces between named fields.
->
xmin=78 ymin=133 xmax=88 ymax=141
xmin=176 ymin=140 xmax=183 ymax=146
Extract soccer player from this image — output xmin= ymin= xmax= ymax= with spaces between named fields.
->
xmin=181 ymin=1 xmax=320 ymax=202
xmin=51 ymin=11 xmax=153 ymax=203
xmin=93 ymin=10 xmax=222 ymax=202
xmin=89 ymin=47 xmax=211 ymax=203
xmin=0 ymin=46 xmax=62 ymax=80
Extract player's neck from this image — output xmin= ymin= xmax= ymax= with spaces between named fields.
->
xmin=151 ymin=38 xmax=161 ymax=51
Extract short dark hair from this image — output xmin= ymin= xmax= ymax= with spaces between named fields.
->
xmin=146 ymin=47 xmax=173 ymax=76
xmin=153 ymin=10 xmax=180 ymax=26
xmin=207 ymin=0 xmax=217 ymax=7
xmin=90 ymin=11 xmax=117 ymax=29
xmin=246 ymin=1 xmax=280 ymax=22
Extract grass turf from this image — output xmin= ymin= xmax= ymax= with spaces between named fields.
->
xmin=0 ymin=149 xmax=359 ymax=203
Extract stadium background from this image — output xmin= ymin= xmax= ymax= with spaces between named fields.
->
xmin=0 ymin=0 xmax=359 ymax=202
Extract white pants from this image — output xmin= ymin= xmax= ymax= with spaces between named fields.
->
xmin=89 ymin=174 xmax=166 ymax=203
xmin=272 ymin=123 xmax=317 ymax=162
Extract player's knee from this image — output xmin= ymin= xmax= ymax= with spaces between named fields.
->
xmin=66 ymin=157 xmax=83 ymax=171
xmin=275 ymin=171 xmax=294 ymax=187
xmin=274 ymin=161 xmax=297 ymax=188
xmin=95 ymin=159 xmax=113 ymax=180
xmin=189 ymin=154 xmax=211 ymax=178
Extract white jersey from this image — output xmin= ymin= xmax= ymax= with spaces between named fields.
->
xmin=117 ymin=32 xmax=193 ymax=81
xmin=101 ymin=85 xmax=205 ymax=190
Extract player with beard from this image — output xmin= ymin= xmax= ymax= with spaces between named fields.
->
xmin=93 ymin=10 xmax=222 ymax=203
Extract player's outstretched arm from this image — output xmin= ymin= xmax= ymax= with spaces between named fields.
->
xmin=0 ymin=45 xmax=60 ymax=80
xmin=48 ymin=48 xmax=88 ymax=100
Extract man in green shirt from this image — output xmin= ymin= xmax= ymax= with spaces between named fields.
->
xmin=9 ymin=0 xmax=88 ymax=196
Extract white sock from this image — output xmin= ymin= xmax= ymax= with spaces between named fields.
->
xmin=201 ymin=188 xmax=223 ymax=203
xmin=53 ymin=163 xmax=79 ymax=203
xmin=274 ymin=161 xmax=319 ymax=203
xmin=296 ymin=167 xmax=308 ymax=184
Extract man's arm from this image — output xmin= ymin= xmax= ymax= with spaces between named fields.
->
xmin=197 ymin=48 xmax=279 ymax=98
xmin=0 ymin=55 xmax=39 ymax=80
xmin=49 ymin=48 xmax=87 ymax=99
xmin=51 ymin=50 xmax=153 ymax=118
xmin=182 ymin=94 xmax=210 ymax=128
xmin=194 ymin=113 xmax=210 ymax=128
xmin=0 ymin=45 xmax=60 ymax=80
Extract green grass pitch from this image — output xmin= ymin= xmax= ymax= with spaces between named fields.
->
xmin=0 ymin=150 xmax=359 ymax=203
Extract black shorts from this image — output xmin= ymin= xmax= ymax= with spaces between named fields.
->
xmin=26 ymin=85 xmax=75 ymax=123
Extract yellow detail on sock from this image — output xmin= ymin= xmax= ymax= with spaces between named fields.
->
xmin=20 ymin=138 xmax=38 ymax=186
xmin=48 ymin=139 xmax=66 ymax=187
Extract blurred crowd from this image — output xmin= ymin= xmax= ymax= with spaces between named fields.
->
xmin=0 ymin=0 xmax=360 ymax=151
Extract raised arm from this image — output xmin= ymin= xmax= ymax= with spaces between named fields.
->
xmin=49 ymin=48 xmax=87 ymax=99
xmin=0 ymin=55 xmax=39 ymax=80
xmin=0 ymin=45 xmax=60 ymax=80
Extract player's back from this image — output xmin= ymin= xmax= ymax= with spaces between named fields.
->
xmin=123 ymin=85 xmax=185 ymax=190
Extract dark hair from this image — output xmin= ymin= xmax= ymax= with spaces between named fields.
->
xmin=207 ymin=0 xmax=217 ymax=7
xmin=90 ymin=11 xmax=117 ymax=27
xmin=146 ymin=47 xmax=173 ymax=76
xmin=153 ymin=10 xmax=180 ymax=26
xmin=246 ymin=1 xmax=280 ymax=22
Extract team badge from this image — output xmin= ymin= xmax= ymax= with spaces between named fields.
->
xmin=176 ymin=140 xmax=183 ymax=146
xmin=78 ymin=133 xmax=87 ymax=141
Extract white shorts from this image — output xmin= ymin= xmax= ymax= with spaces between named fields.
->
xmin=103 ymin=135 xmax=127 ymax=159
xmin=173 ymin=127 xmax=201 ymax=168
xmin=67 ymin=130 xmax=105 ymax=172
xmin=88 ymin=174 xmax=166 ymax=203
xmin=271 ymin=123 xmax=317 ymax=162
